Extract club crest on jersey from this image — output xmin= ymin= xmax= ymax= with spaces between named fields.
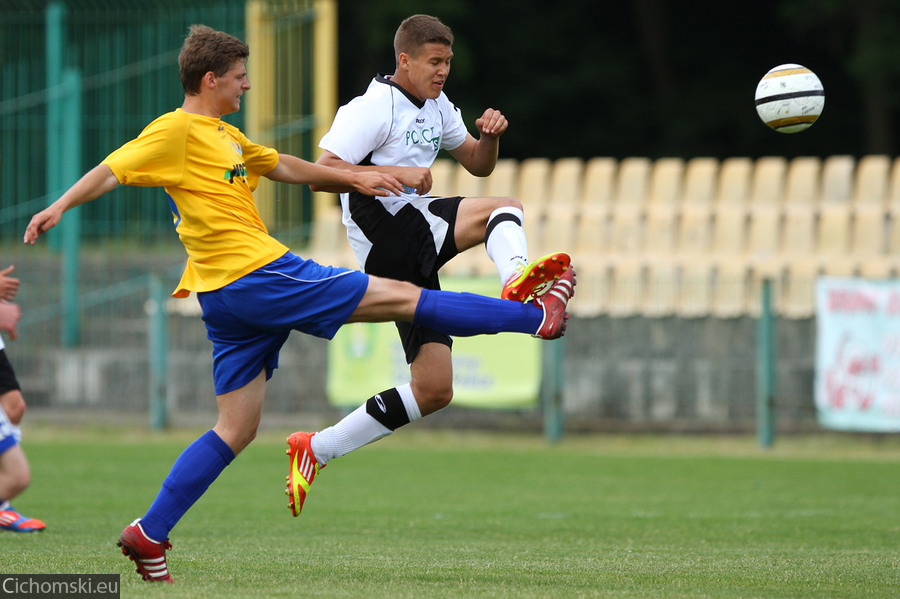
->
xmin=224 ymin=163 xmax=247 ymax=184
xmin=405 ymin=126 xmax=440 ymax=151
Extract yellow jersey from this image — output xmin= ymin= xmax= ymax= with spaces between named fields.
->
xmin=102 ymin=108 xmax=287 ymax=297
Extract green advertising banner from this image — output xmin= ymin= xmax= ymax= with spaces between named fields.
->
xmin=327 ymin=277 xmax=542 ymax=409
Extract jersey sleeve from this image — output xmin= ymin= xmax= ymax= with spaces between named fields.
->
xmin=233 ymin=129 xmax=279 ymax=173
xmin=438 ymin=96 xmax=468 ymax=152
xmin=102 ymin=115 xmax=187 ymax=187
xmin=318 ymin=96 xmax=390 ymax=165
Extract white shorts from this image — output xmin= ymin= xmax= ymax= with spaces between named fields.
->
xmin=0 ymin=407 xmax=21 ymax=455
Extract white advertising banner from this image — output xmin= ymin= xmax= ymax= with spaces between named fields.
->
xmin=815 ymin=277 xmax=900 ymax=432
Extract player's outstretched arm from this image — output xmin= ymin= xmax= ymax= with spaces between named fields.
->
xmin=310 ymin=151 xmax=433 ymax=195
xmin=266 ymin=154 xmax=404 ymax=197
xmin=24 ymin=164 xmax=120 ymax=245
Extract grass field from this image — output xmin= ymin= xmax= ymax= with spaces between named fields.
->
xmin=5 ymin=425 xmax=900 ymax=598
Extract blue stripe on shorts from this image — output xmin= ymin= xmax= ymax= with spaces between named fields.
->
xmin=0 ymin=434 xmax=15 ymax=455
xmin=197 ymin=252 xmax=369 ymax=395
xmin=0 ymin=408 xmax=17 ymax=455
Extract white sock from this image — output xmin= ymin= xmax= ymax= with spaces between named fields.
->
xmin=485 ymin=206 xmax=528 ymax=284
xmin=397 ymin=383 xmax=422 ymax=422
xmin=311 ymin=405 xmax=391 ymax=466
xmin=310 ymin=384 xmax=422 ymax=466
xmin=0 ymin=500 xmax=9 ymax=511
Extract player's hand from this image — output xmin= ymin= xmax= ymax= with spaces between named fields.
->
xmin=475 ymin=108 xmax=508 ymax=138
xmin=0 ymin=266 xmax=19 ymax=301
xmin=396 ymin=167 xmax=433 ymax=195
xmin=351 ymin=171 xmax=405 ymax=197
xmin=23 ymin=206 xmax=63 ymax=245
xmin=0 ymin=301 xmax=21 ymax=340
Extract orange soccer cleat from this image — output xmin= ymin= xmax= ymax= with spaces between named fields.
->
xmin=0 ymin=506 xmax=45 ymax=533
xmin=285 ymin=432 xmax=324 ymax=517
xmin=500 ymin=252 xmax=571 ymax=302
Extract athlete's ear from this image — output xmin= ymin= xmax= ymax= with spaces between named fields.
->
xmin=201 ymin=71 xmax=217 ymax=90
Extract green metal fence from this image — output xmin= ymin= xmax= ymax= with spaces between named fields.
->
xmin=0 ymin=2 xmax=807 ymax=437
xmin=0 ymin=1 xmax=333 ymax=425
xmin=2 ymin=0 xmax=249 ymax=244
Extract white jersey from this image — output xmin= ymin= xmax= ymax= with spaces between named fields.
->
xmin=319 ymin=75 xmax=470 ymax=269
xmin=320 ymin=74 xmax=468 ymax=171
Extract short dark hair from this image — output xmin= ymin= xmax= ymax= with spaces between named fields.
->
xmin=178 ymin=25 xmax=249 ymax=95
xmin=393 ymin=15 xmax=453 ymax=63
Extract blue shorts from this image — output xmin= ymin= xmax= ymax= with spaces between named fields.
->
xmin=197 ymin=252 xmax=369 ymax=395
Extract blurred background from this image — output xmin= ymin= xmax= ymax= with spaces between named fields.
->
xmin=334 ymin=0 xmax=900 ymax=161
xmin=2 ymin=0 xmax=899 ymax=440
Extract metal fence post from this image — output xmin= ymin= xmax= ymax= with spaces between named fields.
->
xmin=756 ymin=278 xmax=776 ymax=447
xmin=148 ymin=274 xmax=169 ymax=430
xmin=47 ymin=2 xmax=83 ymax=347
xmin=541 ymin=338 xmax=565 ymax=443
xmin=45 ymin=1 xmax=63 ymax=225
xmin=60 ymin=67 xmax=82 ymax=348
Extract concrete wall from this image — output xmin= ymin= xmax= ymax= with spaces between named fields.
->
xmin=4 ymin=252 xmax=818 ymax=432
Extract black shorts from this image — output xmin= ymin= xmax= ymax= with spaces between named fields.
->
xmin=0 ymin=350 xmax=21 ymax=395
xmin=349 ymin=193 xmax=464 ymax=363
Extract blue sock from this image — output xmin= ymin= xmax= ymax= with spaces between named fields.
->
xmin=139 ymin=430 xmax=235 ymax=541
xmin=413 ymin=289 xmax=542 ymax=336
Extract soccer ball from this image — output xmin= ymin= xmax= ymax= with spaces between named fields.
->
xmin=754 ymin=64 xmax=824 ymax=133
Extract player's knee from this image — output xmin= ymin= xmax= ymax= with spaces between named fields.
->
xmin=501 ymin=197 xmax=523 ymax=213
xmin=0 ymin=391 xmax=25 ymax=426
xmin=16 ymin=469 xmax=30 ymax=494
xmin=233 ymin=427 xmax=258 ymax=453
xmin=6 ymin=467 xmax=30 ymax=497
xmin=484 ymin=197 xmax=523 ymax=217
xmin=6 ymin=401 xmax=24 ymax=426
xmin=355 ymin=276 xmax=421 ymax=322
xmin=213 ymin=423 xmax=258 ymax=455
xmin=420 ymin=393 xmax=452 ymax=415
xmin=413 ymin=382 xmax=453 ymax=415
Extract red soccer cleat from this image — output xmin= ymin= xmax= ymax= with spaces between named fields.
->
xmin=117 ymin=519 xmax=174 ymax=583
xmin=532 ymin=266 xmax=576 ymax=339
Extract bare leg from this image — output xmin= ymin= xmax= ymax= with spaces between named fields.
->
xmin=409 ymin=342 xmax=454 ymax=416
xmin=454 ymin=196 xmax=523 ymax=251
xmin=0 ymin=445 xmax=29 ymax=501
xmin=213 ymin=369 xmax=267 ymax=454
